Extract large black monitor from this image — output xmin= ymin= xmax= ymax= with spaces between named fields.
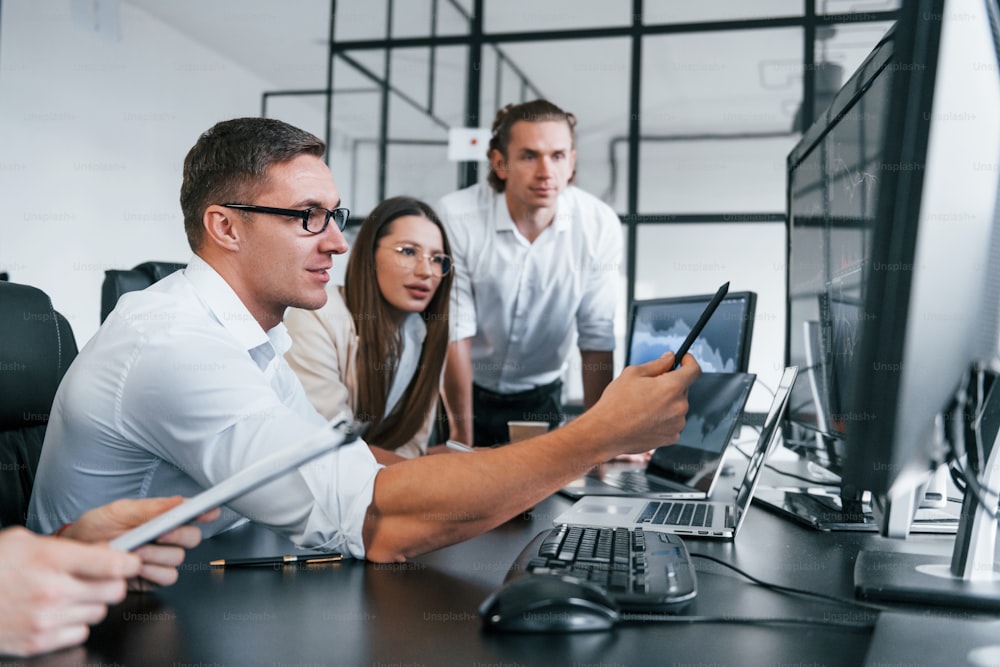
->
xmin=791 ymin=0 xmax=1000 ymax=608
xmin=784 ymin=17 xmax=891 ymax=480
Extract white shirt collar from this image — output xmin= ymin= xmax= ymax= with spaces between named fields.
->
xmin=494 ymin=187 xmax=572 ymax=235
xmin=183 ymin=254 xmax=291 ymax=369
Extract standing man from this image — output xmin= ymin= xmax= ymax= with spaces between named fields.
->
xmin=439 ymin=99 xmax=622 ymax=446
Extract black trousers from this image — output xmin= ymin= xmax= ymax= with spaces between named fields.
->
xmin=472 ymin=379 xmax=564 ymax=446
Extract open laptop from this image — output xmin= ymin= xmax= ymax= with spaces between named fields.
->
xmin=561 ymin=289 xmax=758 ymax=501
xmin=560 ymin=372 xmax=756 ymax=500
xmin=626 ymin=290 xmax=756 ymax=371
xmin=554 ymin=366 xmax=797 ymax=540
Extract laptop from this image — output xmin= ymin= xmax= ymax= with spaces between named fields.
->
xmin=560 ymin=372 xmax=756 ymax=500
xmin=561 ymin=289 xmax=758 ymax=501
xmin=626 ymin=290 xmax=757 ymax=371
xmin=554 ymin=366 xmax=798 ymax=540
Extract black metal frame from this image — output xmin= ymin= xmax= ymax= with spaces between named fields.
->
xmin=260 ymin=1 xmax=899 ymax=310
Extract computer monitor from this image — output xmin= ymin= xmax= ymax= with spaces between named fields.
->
xmin=626 ymin=291 xmax=756 ymax=372
xmin=784 ymin=21 xmax=889 ymax=479
xmin=792 ymin=0 xmax=1000 ymax=607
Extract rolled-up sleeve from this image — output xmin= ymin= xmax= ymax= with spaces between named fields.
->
xmin=120 ymin=327 xmax=382 ymax=559
xmin=297 ymin=438 xmax=380 ymax=558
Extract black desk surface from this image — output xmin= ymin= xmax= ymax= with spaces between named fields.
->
xmin=18 ymin=485 xmax=994 ymax=667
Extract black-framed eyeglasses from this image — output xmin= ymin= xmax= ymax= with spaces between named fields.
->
xmin=222 ymin=203 xmax=350 ymax=234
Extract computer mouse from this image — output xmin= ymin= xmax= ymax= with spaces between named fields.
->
xmin=478 ymin=575 xmax=621 ymax=633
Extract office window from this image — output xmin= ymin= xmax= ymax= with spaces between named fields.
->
xmin=638 ymin=28 xmax=802 ymax=213
xmin=637 ymin=138 xmax=797 ymax=214
xmin=436 ymin=0 xmax=476 ymax=36
xmin=333 ymin=0 xmax=390 ymax=41
xmin=645 ymin=1 xmax=803 ymax=23
xmin=383 ymin=45 xmax=466 ymax=204
xmin=818 ymin=0 xmax=901 ymax=15
xmin=330 ymin=53 xmax=385 ymax=215
xmin=388 ymin=46 xmax=466 ymax=128
xmin=478 ymin=38 xmax=630 ymax=208
xmin=392 ymin=0 xmax=472 ymax=38
xmin=483 ymin=1 xmax=631 ymax=32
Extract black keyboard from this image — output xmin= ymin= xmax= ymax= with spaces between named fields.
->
xmin=506 ymin=524 xmax=697 ymax=612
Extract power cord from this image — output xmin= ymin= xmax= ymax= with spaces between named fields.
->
xmin=618 ymin=552 xmax=887 ymax=631
xmin=687 ymin=553 xmax=886 ymax=612
xmin=620 ymin=612 xmax=875 ymax=631
xmin=731 ymin=441 xmax=841 ymax=487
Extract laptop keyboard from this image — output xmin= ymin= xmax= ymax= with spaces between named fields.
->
xmin=605 ymin=470 xmax=660 ymax=493
xmin=507 ymin=524 xmax=697 ymax=611
xmin=638 ymin=501 xmax=717 ymax=527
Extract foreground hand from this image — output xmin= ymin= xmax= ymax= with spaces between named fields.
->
xmin=0 ymin=526 xmax=140 ymax=657
xmin=589 ymin=352 xmax=701 ymax=457
xmin=609 ymin=449 xmax=655 ymax=464
xmin=63 ymin=497 xmax=220 ymax=591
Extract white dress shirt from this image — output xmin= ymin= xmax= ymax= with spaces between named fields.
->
xmin=438 ymin=184 xmax=622 ymax=393
xmin=27 ymin=255 xmax=382 ymax=558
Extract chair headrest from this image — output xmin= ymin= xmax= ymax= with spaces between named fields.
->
xmin=101 ymin=261 xmax=185 ymax=323
xmin=0 ymin=282 xmax=77 ymax=429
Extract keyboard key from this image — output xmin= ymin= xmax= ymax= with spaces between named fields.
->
xmin=504 ymin=525 xmax=697 ymax=612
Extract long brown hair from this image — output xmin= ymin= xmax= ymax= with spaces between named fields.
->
xmin=343 ymin=196 xmax=453 ymax=451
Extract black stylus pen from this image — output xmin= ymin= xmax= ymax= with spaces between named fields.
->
xmin=672 ymin=281 xmax=730 ymax=370
xmin=209 ymin=554 xmax=343 ymax=568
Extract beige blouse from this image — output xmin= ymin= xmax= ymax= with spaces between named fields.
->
xmin=284 ymin=286 xmax=434 ymax=459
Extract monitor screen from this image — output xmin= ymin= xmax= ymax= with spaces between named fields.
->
xmin=787 ymin=0 xmax=1000 ymax=602
xmin=784 ymin=24 xmax=892 ymax=470
xmin=842 ymin=0 xmax=1000 ymax=499
xmin=627 ymin=292 xmax=756 ymax=372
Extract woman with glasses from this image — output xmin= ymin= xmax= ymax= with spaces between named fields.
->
xmin=285 ymin=196 xmax=454 ymax=459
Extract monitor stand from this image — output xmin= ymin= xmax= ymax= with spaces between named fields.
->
xmin=854 ymin=379 xmax=1000 ymax=610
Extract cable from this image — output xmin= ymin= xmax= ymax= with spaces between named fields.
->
xmin=942 ymin=367 xmax=1000 ymax=520
xmin=687 ymin=553 xmax=888 ymax=613
xmin=753 ymin=378 xmax=777 ymax=400
xmin=620 ymin=612 xmax=875 ymax=631
xmin=731 ymin=442 xmax=841 ymax=486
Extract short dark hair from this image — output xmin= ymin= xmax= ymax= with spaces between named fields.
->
xmin=486 ymin=99 xmax=577 ymax=193
xmin=180 ymin=117 xmax=325 ymax=250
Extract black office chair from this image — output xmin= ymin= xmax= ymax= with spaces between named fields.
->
xmin=0 ymin=281 xmax=78 ymax=528
xmin=100 ymin=260 xmax=185 ymax=322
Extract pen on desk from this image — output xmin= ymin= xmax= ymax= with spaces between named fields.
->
xmin=209 ymin=554 xmax=343 ymax=568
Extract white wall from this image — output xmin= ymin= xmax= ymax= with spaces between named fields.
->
xmin=0 ymin=1 xmax=322 ymax=344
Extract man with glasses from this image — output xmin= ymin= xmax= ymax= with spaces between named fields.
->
xmin=29 ymin=117 xmax=698 ymax=563
xmin=438 ymin=99 xmax=622 ymax=447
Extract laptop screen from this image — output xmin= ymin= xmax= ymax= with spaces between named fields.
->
xmin=647 ymin=372 xmax=756 ymax=493
xmin=732 ymin=367 xmax=798 ymax=519
xmin=627 ymin=291 xmax=757 ymax=372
